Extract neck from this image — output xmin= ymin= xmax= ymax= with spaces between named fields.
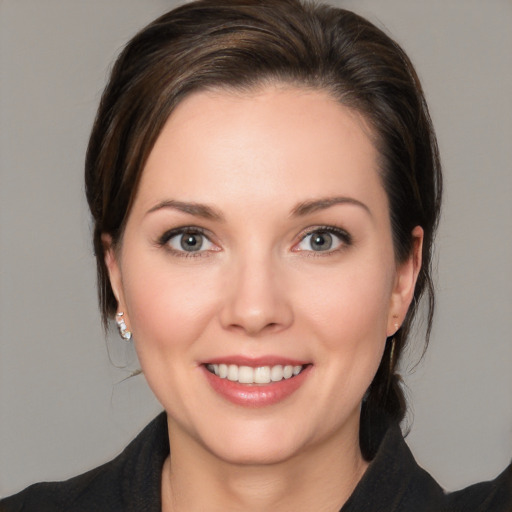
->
xmin=161 ymin=414 xmax=368 ymax=512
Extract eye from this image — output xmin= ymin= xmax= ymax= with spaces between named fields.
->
xmin=294 ymin=227 xmax=351 ymax=253
xmin=160 ymin=228 xmax=217 ymax=255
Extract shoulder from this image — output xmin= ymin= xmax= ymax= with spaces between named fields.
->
xmin=0 ymin=462 xmax=120 ymax=512
xmin=344 ymin=423 xmax=446 ymax=511
xmin=346 ymin=422 xmax=512 ymax=512
xmin=0 ymin=413 xmax=169 ymax=512
xmin=443 ymin=463 xmax=512 ymax=512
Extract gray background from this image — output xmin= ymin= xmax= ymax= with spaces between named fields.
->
xmin=1 ymin=0 xmax=511 ymax=498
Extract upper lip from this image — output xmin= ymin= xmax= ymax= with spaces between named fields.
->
xmin=202 ymin=355 xmax=310 ymax=367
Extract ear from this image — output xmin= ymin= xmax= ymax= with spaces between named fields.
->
xmin=387 ymin=226 xmax=424 ymax=337
xmin=102 ymin=234 xmax=126 ymax=313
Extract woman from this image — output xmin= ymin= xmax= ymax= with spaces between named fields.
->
xmin=1 ymin=1 xmax=510 ymax=510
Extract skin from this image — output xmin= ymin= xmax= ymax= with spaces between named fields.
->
xmin=104 ymin=86 xmax=423 ymax=511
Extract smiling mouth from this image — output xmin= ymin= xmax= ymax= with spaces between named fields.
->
xmin=205 ymin=363 xmax=306 ymax=385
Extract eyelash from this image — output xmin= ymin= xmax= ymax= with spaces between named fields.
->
xmin=157 ymin=227 xmax=216 ymax=258
xmin=156 ymin=225 xmax=352 ymax=258
xmin=294 ymin=225 xmax=352 ymax=256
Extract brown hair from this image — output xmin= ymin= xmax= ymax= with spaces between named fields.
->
xmin=85 ymin=0 xmax=442 ymax=458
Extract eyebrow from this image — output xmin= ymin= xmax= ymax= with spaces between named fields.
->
xmin=146 ymin=196 xmax=370 ymax=221
xmin=146 ymin=200 xmax=225 ymax=221
xmin=291 ymin=196 xmax=371 ymax=217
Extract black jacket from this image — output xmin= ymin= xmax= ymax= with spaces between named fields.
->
xmin=2 ymin=413 xmax=511 ymax=512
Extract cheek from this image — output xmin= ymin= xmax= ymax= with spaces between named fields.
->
xmin=299 ymin=260 xmax=394 ymax=345
xmin=316 ymin=274 xmax=391 ymax=390
xmin=296 ymin=254 xmax=394 ymax=393
xmin=121 ymin=253 xmax=221 ymax=350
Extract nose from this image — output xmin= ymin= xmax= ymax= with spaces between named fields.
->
xmin=219 ymin=253 xmax=294 ymax=337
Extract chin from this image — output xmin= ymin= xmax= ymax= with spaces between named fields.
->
xmin=192 ymin=412 xmax=331 ymax=467
xmin=209 ymin=434 xmax=304 ymax=466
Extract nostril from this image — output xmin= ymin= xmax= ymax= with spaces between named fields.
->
xmin=262 ymin=322 xmax=284 ymax=334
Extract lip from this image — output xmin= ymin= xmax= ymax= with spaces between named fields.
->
xmin=201 ymin=362 xmax=312 ymax=408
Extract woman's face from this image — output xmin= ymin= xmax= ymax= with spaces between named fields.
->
xmin=106 ymin=86 xmax=421 ymax=465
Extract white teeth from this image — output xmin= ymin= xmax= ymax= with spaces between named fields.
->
xmin=254 ymin=366 xmax=271 ymax=384
xmin=227 ymin=364 xmax=238 ymax=381
xmin=271 ymin=365 xmax=284 ymax=382
xmin=207 ymin=363 xmax=304 ymax=384
xmin=238 ymin=366 xmax=254 ymax=384
xmin=218 ymin=364 xmax=228 ymax=378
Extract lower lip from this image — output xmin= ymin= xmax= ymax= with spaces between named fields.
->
xmin=202 ymin=365 xmax=311 ymax=407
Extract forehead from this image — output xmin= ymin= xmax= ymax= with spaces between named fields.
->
xmin=134 ymin=86 xmax=386 ymax=217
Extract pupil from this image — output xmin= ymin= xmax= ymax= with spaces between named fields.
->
xmin=311 ymin=232 xmax=332 ymax=251
xmin=181 ymin=233 xmax=202 ymax=251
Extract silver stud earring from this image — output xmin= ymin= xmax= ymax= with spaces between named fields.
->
xmin=116 ymin=312 xmax=132 ymax=341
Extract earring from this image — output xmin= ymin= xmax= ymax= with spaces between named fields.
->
xmin=389 ymin=315 xmax=400 ymax=375
xmin=116 ymin=312 xmax=132 ymax=341
xmin=389 ymin=337 xmax=396 ymax=374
